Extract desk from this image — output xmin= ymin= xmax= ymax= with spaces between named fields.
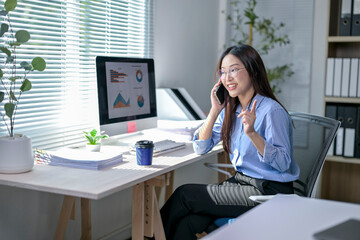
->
xmin=0 ymin=128 xmax=223 ymax=239
xmin=203 ymin=194 xmax=360 ymax=240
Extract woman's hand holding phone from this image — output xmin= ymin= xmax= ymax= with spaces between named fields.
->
xmin=198 ymin=80 xmax=225 ymax=140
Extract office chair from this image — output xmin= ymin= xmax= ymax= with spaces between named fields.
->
xmin=204 ymin=111 xmax=341 ymax=227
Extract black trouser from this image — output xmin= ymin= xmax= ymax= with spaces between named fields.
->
xmin=160 ymin=172 xmax=294 ymax=240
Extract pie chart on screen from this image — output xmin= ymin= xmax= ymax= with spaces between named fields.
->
xmin=137 ymin=95 xmax=144 ymax=107
xmin=136 ymin=70 xmax=143 ymax=82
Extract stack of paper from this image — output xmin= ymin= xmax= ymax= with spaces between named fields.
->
xmin=43 ymin=147 xmax=123 ymax=170
xmin=157 ymin=120 xmax=204 ymax=140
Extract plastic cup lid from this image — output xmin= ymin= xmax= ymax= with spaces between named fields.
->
xmin=135 ymin=140 xmax=154 ymax=148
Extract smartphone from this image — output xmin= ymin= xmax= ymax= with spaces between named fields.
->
xmin=214 ymin=83 xmax=225 ymax=105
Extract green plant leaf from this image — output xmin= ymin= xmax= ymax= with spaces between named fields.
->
xmin=0 ymin=47 xmax=11 ymax=57
xmin=90 ymin=129 xmax=97 ymax=138
xmin=5 ymin=0 xmax=17 ymax=12
xmin=32 ymin=57 xmax=46 ymax=71
xmin=0 ymin=91 xmax=4 ymax=102
xmin=15 ymin=30 xmax=30 ymax=43
xmin=4 ymin=102 xmax=15 ymax=118
xmin=20 ymin=61 xmax=32 ymax=71
xmin=0 ymin=23 xmax=8 ymax=37
xmin=84 ymin=135 xmax=94 ymax=144
xmin=0 ymin=69 xmax=3 ymax=78
xmin=20 ymin=79 xmax=31 ymax=92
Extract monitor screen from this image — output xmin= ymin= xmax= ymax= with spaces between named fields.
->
xmin=96 ymin=56 xmax=157 ymax=136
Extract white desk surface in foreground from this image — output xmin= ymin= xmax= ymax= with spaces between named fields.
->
xmin=0 ymin=128 xmax=222 ymax=200
xmin=203 ymin=194 xmax=360 ymax=240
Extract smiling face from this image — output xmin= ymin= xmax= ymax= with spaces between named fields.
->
xmin=220 ymin=53 xmax=254 ymax=100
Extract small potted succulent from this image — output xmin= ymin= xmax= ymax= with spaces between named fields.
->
xmin=83 ymin=129 xmax=108 ymax=152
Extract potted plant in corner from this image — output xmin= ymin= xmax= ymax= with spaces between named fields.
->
xmin=0 ymin=0 xmax=46 ymax=173
xmin=83 ymin=129 xmax=108 ymax=152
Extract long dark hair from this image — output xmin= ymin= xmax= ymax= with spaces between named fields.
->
xmin=216 ymin=44 xmax=288 ymax=154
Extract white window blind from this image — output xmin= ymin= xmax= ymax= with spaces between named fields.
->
xmin=0 ymin=0 xmax=153 ymax=150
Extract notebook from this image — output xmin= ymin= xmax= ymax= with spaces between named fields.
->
xmin=313 ymin=219 xmax=360 ymax=240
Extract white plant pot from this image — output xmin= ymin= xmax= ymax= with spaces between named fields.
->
xmin=0 ymin=134 xmax=34 ymax=174
xmin=86 ymin=143 xmax=101 ymax=152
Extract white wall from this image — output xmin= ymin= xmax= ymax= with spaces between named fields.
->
xmin=154 ymin=0 xmax=225 ymax=114
xmin=310 ymin=0 xmax=328 ymax=116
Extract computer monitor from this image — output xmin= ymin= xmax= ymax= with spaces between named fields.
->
xmin=96 ymin=56 xmax=157 ymax=136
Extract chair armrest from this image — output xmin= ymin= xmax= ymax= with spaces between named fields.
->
xmin=249 ymin=195 xmax=276 ymax=203
xmin=204 ymin=162 xmax=233 ymax=178
xmin=249 ymin=194 xmax=299 ymax=204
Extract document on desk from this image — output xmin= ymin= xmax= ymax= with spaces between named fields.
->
xmin=36 ymin=147 xmax=123 ymax=170
xmin=157 ymin=119 xmax=204 ymax=140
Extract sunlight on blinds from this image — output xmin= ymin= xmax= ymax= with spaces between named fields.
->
xmin=0 ymin=0 xmax=153 ymax=149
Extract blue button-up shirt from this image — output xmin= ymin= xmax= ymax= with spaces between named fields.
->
xmin=193 ymin=94 xmax=300 ymax=182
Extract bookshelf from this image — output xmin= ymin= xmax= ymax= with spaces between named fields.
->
xmin=324 ymin=96 xmax=360 ymax=104
xmin=320 ymin=0 xmax=360 ymax=204
xmin=328 ymin=36 xmax=360 ymax=42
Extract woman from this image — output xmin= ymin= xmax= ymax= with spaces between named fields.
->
xmin=160 ymin=44 xmax=300 ymax=240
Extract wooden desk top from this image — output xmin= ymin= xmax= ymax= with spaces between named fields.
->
xmin=0 ymin=129 xmax=223 ymax=200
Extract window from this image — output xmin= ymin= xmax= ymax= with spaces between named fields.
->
xmin=0 ymin=0 xmax=153 ymax=149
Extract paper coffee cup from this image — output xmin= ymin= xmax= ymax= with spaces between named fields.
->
xmin=135 ymin=140 xmax=154 ymax=166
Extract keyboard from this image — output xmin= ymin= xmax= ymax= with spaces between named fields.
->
xmin=130 ymin=139 xmax=186 ymax=156
xmin=153 ymin=139 xmax=186 ymax=156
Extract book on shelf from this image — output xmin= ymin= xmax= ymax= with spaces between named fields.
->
xmin=341 ymin=58 xmax=350 ymax=97
xmin=349 ymin=58 xmax=358 ymax=97
xmin=35 ymin=147 xmax=123 ymax=170
xmin=333 ymin=58 xmax=342 ymax=97
xmin=339 ymin=0 xmax=352 ymax=36
xmin=325 ymin=57 xmax=360 ymax=98
xmin=325 ymin=103 xmax=360 ymax=158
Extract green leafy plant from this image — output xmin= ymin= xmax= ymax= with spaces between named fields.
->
xmin=83 ymin=129 xmax=108 ymax=145
xmin=224 ymin=0 xmax=294 ymax=94
xmin=0 ymin=0 xmax=46 ymax=137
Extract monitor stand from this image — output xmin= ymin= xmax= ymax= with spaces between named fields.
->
xmin=100 ymin=117 xmax=158 ymax=137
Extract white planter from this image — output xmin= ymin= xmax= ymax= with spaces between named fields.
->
xmin=86 ymin=143 xmax=101 ymax=152
xmin=0 ymin=134 xmax=34 ymax=174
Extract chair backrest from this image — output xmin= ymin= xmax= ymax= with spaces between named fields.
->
xmin=290 ymin=112 xmax=340 ymax=198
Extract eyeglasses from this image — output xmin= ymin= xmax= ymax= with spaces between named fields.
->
xmin=218 ymin=67 xmax=245 ymax=79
